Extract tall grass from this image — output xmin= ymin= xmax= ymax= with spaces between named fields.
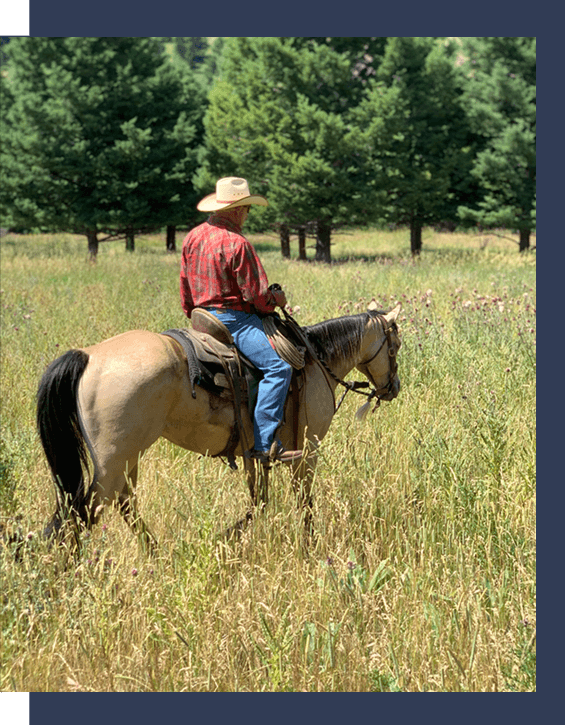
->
xmin=1 ymin=228 xmax=536 ymax=691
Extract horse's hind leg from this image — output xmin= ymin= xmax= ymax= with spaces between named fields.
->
xmin=88 ymin=457 xmax=156 ymax=553
xmin=115 ymin=462 xmax=157 ymax=554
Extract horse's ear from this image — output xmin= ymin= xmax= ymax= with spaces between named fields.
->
xmin=384 ymin=303 xmax=402 ymax=324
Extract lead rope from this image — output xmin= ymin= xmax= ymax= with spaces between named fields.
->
xmin=335 ymin=381 xmax=379 ymax=414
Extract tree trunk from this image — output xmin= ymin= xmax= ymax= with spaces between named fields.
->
xmin=280 ymin=224 xmax=290 ymax=259
xmin=410 ymin=217 xmax=423 ymax=256
xmin=315 ymin=220 xmax=332 ymax=263
xmin=298 ymin=227 xmax=307 ymax=261
xmin=519 ymin=228 xmax=530 ymax=252
xmin=125 ymin=228 xmax=135 ymax=252
xmin=87 ymin=230 xmax=99 ymax=261
xmin=166 ymin=225 xmax=176 ymax=252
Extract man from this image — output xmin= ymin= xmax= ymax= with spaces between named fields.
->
xmin=180 ymin=177 xmax=303 ymax=464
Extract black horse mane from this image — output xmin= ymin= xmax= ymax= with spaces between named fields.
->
xmin=304 ymin=310 xmax=385 ymax=365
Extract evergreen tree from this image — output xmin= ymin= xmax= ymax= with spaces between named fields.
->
xmin=457 ymin=37 xmax=536 ymax=251
xmin=295 ymin=37 xmax=388 ymax=96
xmin=173 ymin=37 xmax=209 ymax=70
xmin=0 ymin=36 xmax=10 ymax=65
xmin=198 ymin=37 xmax=373 ymax=262
xmin=354 ymin=37 xmax=477 ymax=255
xmin=0 ymin=37 xmax=205 ymax=258
xmin=154 ymin=37 xmax=209 ymax=70
xmin=198 ymin=38 xmax=226 ymax=88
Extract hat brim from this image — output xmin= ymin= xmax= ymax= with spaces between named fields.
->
xmin=197 ymin=193 xmax=268 ymax=212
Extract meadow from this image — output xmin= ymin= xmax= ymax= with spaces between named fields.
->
xmin=1 ymin=227 xmax=536 ymax=692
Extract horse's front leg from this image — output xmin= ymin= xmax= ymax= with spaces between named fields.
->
xmin=222 ymin=457 xmax=269 ymax=541
xmin=247 ymin=458 xmax=269 ymax=510
xmin=290 ymin=452 xmax=318 ymax=549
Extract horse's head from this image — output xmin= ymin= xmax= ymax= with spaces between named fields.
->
xmin=356 ymin=304 xmax=402 ymax=402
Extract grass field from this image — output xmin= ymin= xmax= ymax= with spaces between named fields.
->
xmin=1 ymin=227 xmax=536 ymax=692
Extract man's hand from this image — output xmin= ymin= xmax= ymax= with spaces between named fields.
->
xmin=272 ymin=289 xmax=287 ymax=309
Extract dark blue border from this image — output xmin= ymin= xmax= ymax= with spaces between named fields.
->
xmin=28 ymin=692 xmax=539 ymax=725
xmin=536 ymin=13 xmax=557 ymax=708
xmin=28 ymin=0 xmax=536 ymax=38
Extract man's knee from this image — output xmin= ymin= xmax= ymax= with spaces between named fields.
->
xmin=271 ymin=356 xmax=292 ymax=385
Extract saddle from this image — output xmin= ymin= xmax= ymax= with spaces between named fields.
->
xmin=161 ymin=309 xmax=307 ymax=469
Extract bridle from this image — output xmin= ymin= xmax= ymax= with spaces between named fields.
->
xmin=333 ymin=314 xmax=398 ymax=413
xmin=358 ymin=314 xmax=398 ymax=390
xmin=280 ymin=309 xmax=399 ymax=415
xmin=301 ymin=312 xmax=399 ymax=414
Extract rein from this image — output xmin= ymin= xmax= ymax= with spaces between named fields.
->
xmin=281 ymin=309 xmax=397 ymax=415
xmin=334 ymin=380 xmax=376 ymax=414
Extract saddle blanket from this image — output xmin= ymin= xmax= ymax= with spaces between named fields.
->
xmin=161 ymin=327 xmax=259 ymax=407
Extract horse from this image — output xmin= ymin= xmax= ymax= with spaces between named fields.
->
xmin=36 ymin=304 xmax=401 ymax=548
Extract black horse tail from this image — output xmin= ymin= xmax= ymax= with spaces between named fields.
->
xmin=37 ymin=349 xmax=92 ymax=538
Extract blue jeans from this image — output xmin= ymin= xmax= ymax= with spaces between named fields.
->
xmin=205 ymin=308 xmax=292 ymax=452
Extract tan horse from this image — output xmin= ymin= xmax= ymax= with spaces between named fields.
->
xmin=37 ymin=305 xmax=401 ymax=547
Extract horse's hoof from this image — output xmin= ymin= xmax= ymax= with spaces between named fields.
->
xmin=221 ymin=509 xmax=254 ymax=541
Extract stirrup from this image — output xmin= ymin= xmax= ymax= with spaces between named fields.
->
xmin=246 ymin=442 xmax=304 ymax=465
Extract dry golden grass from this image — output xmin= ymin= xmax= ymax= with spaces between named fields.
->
xmin=1 ymin=228 xmax=535 ymax=691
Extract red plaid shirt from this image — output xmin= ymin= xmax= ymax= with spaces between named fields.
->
xmin=180 ymin=214 xmax=276 ymax=317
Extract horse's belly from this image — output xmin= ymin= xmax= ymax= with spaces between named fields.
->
xmin=162 ymin=387 xmax=235 ymax=456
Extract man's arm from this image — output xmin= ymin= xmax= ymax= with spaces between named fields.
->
xmin=233 ymin=239 xmax=278 ymax=314
xmin=179 ymin=248 xmax=195 ymax=317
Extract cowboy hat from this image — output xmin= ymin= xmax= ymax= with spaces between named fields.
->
xmin=197 ymin=177 xmax=268 ymax=212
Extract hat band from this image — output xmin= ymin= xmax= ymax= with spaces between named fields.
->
xmin=217 ymin=196 xmax=247 ymax=204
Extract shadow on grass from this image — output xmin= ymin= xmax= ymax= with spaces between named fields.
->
xmin=330 ymin=252 xmax=405 ymax=265
xmin=331 ymin=246 xmax=508 ymax=265
xmin=2 ymin=234 xmax=525 ymax=265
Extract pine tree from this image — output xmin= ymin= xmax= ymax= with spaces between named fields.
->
xmin=198 ymin=37 xmax=373 ymax=262
xmin=458 ymin=37 xmax=536 ymax=251
xmin=0 ymin=37 xmax=205 ymax=258
xmin=197 ymin=38 xmax=226 ymax=88
xmin=295 ymin=37 xmax=388 ymax=97
xmin=354 ymin=37 xmax=478 ymax=255
xmin=155 ymin=37 xmax=209 ymax=69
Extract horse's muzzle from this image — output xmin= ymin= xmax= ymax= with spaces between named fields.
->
xmin=379 ymin=377 xmax=400 ymax=401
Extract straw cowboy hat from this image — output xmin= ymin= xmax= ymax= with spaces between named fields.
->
xmin=197 ymin=177 xmax=269 ymax=212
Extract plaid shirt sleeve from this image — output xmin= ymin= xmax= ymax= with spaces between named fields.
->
xmin=232 ymin=238 xmax=277 ymax=314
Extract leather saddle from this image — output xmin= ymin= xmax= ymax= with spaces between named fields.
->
xmin=161 ymin=309 xmax=305 ymax=469
xmin=163 ymin=310 xmax=259 ymax=403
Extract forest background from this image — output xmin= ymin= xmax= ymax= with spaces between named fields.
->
xmin=1 ymin=37 xmax=536 ymax=261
